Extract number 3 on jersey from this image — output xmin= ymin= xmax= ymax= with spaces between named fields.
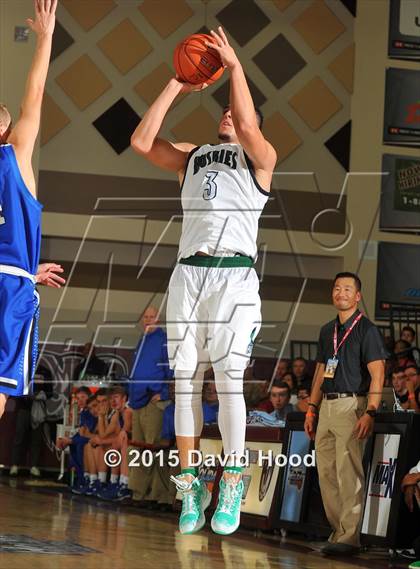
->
xmin=202 ymin=171 xmax=218 ymax=200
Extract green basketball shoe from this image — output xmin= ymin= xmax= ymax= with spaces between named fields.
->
xmin=409 ymin=562 xmax=420 ymax=568
xmin=171 ymin=475 xmax=211 ymax=534
xmin=211 ymin=476 xmax=244 ymax=535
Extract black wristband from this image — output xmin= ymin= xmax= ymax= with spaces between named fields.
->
xmin=308 ymin=403 xmax=319 ymax=411
xmin=365 ymin=409 xmax=377 ymax=418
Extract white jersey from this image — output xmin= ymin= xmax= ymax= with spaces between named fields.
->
xmin=178 ymin=143 xmax=269 ymax=260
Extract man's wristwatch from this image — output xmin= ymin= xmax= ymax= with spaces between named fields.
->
xmin=365 ymin=409 xmax=377 ymax=418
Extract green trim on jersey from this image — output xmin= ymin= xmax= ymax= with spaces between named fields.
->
xmin=179 ymin=255 xmax=253 ymax=268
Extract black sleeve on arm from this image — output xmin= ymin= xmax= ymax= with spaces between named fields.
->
xmin=361 ymin=326 xmax=388 ymax=364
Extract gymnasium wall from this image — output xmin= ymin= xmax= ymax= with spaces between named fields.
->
xmin=5 ymin=0 xmax=418 ymax=356
xmin=36 ymin=0 xmax=355 ymax=353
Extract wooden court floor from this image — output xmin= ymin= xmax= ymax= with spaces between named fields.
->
xmin=0 ymin=479 xmax=411 ymax=569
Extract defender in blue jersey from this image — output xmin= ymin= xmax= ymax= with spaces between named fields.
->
xmin=0 ymin=0 xmax=64 ymax=419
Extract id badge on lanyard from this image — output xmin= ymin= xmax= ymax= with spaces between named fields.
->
xmin=324 ymin=313 xmax=363 ymax=380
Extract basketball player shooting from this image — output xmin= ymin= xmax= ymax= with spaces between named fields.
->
xmin=0 ymin=0 xmax=65 ymax=419
xmin=131 ymin=27 xmax=277 ymax=535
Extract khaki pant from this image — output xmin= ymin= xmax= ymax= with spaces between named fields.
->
xmin=128 ymin=401 xmax=164 ymax=500
xmin=315 ymin=396 xmax=367 ymax=546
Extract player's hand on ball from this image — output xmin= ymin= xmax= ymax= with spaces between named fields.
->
xmin=35 ymin=263 xmax=66 ymax=288
xmin=206 ymin=27 xmax=239 ymax=70
xmin=174 ymin=76 xmax=208 ymax=94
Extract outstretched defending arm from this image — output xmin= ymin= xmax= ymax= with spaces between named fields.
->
xmin=131 ymin=78 xmax=206 ymax=175
xmin=7 ymin=0 xmax=57 ymax=195
xmin=207 ymin=27 xmax=277 ymax=173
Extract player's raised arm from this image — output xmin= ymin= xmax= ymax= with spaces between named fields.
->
xmin=206 ymin=27 xmax=277 ymax=172
xmin=8 ymin=0 xmax=57 ymax=158
xmin=131 ymin=78 xmax=205 ymax=174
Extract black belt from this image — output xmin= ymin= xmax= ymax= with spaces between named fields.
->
xmin=323 ymin=392 xmax=366 ymax=400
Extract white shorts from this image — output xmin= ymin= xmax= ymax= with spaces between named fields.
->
xmin=166 ymin=263 xmax=261 ymax=372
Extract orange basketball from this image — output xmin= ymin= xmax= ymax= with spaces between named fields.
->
xmin=173 ymin=34 xmax=224 ymax=86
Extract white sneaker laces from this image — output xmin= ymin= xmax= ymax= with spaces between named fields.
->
xmin=218 ymin=481 xmax=240 ymax=514
xmin=170 ymin=476 xmax=200 ymax=515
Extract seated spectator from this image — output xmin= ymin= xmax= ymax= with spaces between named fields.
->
xmin=203 ymin=381 xmax=219 ymax=424
xmin=81 ymin=389 xmax=114 ymax=495
xmin=256 ymin=380 xmax=274 ymax=413
xmin=292 ymin=357 xmax=312 ymax=391
xmin=394 ymin=340 xmax=416 ymax=369
xmin=405 ymin=364 xmax=420 ymax=412
xmin=57 ymin=389 xmax=98 ymax=491
xmin=392 ymin=368 xmax=410 ymax=410
xmin=401 ymin=326 xmax=420 ymax=366
xmin=401 ymin=460 xmax=420 ymax=569
xmin=269 ymin=380 xmax=294 ymax=422
xmin=96 ymin=387 xmax=131 ymax=501
xmin=73 ymin=343 xmax=108 ymax=381
xmin=243 ymin=368 xmax=266 ymax=410
xmin=282 ymin=372 xmax=299 ymax=405
xmin=273 ymin=358 xmax=290 ymax=380
xmin=295 ymin=386 xmax=311 ymax=413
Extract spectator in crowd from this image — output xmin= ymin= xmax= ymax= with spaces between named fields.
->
xmin=392 ymin=367 xmax=410 ymax=410
xmin=9 ymin=364 xmax=55 ymax=478
xmin=58 ymin=388 xmax=98 ymax=492
xmin=96 ymin=387 xmax=132 ymax=501
xmin=295 ymin=386 xmax=311 ymax=413
xmin=269 ymin=380 xmax=294 ymax=421
xmin=292 ymin=357 xmax=312 ymax=390
xmin=82 ymin=389 xmax=114 ymax=495
xmin=273 ymin=358 xmax=289 ymax=380
xmin=73 ymin=343 xmax=108 ymax=381
xmin=401 ymin=460 xmax=420 ymax=569
xmin=279 ymin=372 xmax=299 ymax=406
xmin=256 ymin=379 xmax=274 ymax=413
xmin=394 ymin=340 xmax=416 ymax=369
xmin=128 ymin=306 xmax=172 ymax=503
xmin=400 ymin=326 xmax=420 ymax=366
xmin=203 ymin=382 xmax=219 ymax=424
xmin=282 ymin=372 xmax=295 ymax=392
xmin=401 ymin=326 xmax=416 ymax=346
xmin=405 ymin=364 xmax=420 ymax=411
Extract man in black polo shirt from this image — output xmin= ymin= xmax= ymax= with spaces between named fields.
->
xmin=304 ymin=272 xmax=386 ymax=556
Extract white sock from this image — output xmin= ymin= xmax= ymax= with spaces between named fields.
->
xmin=89 ymin=474 xmax=98 ymax=484
xmin=110 ymin=474 xmax=118 ymax=484
xmin=98 ymin=471 xmax=107 ymax=483
xmin=119 ymin=475 xmax=128 ymax=485
xmin=84 ymin=472 xmax=89 ymax=480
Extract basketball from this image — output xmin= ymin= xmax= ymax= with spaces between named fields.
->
xmin=173 ymin=33 xmax=224 ymax=86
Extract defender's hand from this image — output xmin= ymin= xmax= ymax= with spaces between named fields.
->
xmin=27 ymin=0 xmax=57 ymax=38
xmin=205 ymin=27 xmax=239 ymax=70
xmin=35 ymin=263 xmax=65 ymax=288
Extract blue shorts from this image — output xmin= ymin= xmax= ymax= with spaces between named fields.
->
xmin=0 ymin=273 xmax=39 ymax=396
